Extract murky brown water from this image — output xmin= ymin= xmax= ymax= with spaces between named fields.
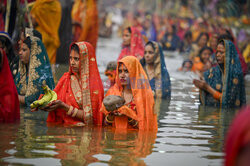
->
xmin=0 ymin=36 xmax=249 ymax=166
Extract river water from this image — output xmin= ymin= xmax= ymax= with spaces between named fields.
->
xmin=0 ymin=35 xmax=249 ymax=166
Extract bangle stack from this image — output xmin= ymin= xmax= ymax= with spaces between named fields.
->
xmin=213 ymin=91 xmax=222 ymax=100
xmin=67 ymin=106 xmax=79 ymax=117
xmin=105 ymin=115 xmax=114 ymax=123
xmin=67 ymin=106 xmax=73 ymax=115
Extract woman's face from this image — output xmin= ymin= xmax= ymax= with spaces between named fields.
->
xmin=70 ymin=50 xmax=80 ymax=74
xmin=122 ymin=29 xmax=131 ymax=46
xmin=144 ymin=44 xmax=155 ymax=64
xmin=216 ymin=43 xmax=225 ymax=64
xmin=198 ymin=35 xmax=208 ymax=48
xmin=19 ymin=43 xmax=30 ymax=64
xmin=210 ymin=35 xmax=218 ymax=50
xmin=201 ymin=49 xmax=212 ymax=63
xmin=118 ymin=63 xmax=129 ymax=86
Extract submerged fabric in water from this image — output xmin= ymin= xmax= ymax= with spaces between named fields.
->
xmin=47 ymin=42 xmax=104 ymax=125
xmin=225 ymin=106 xmax=250 ymax=166
xmin=201 ymin=40 xmax=246 ymax=108
xmin=15 ymin=37 xmax=55 ymax=107
xmin=101 ymin=56 xmax=157 ymax=130
xmin=0 ymin=49 xmax=20 ymax=122
xmin=140 ymin=41 xmax=171 ymax=99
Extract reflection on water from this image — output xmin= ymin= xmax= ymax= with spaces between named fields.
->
xmin=0 ymin=36 xmax=246 ymax=166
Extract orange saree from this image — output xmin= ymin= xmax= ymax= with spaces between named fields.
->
xmin=47 ymin=42 xmax=104 ymax=125
xmin=77 ymin=0 xmax=98 ymax=51
xmin=101 ymin=56 xmax=158 ymax=131
xmin=31 ymin=0 xmax=62 ymax=64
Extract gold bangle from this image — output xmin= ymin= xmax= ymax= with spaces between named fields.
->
xmin=133 ymin=121 xmax=138 ymax=127
xmin=67 ymin=106 xmax=73 ymax=115
xmin=105 ymin=115 xmax=114 ymax=123
xmin=72 ymin=108 xmax=79 ymax=117
xmin=128 ymin=118 xmax=133 ymax=122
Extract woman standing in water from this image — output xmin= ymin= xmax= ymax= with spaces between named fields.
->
xmin=117 ymin=27 xmax=144 ymax=61
xmin=193 ymin=40 xmax=246 ymax=108
xmin=140 ymin=41 xmax=171 ymax=99
xmin=0 ymin=49 xmax=20 ymax=122
xmin=42 ymin=42 xmax=104 ymax=126
xmin=15 ymin=36 xmax=55 ymax=107
xmin=101 ymin=56 xmax=157 ymax=130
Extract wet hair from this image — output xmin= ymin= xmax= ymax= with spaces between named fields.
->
xmin=145 ymin=41 xmax=156 ymax=51
xmin=23 ymin=37 xmax=31 ymax=50
xmin=126 ymin=27 xmax=132 ymax=34
xmin=196 ymin=32 xmax=209 ymax=43
xmin=217 ymin=34 xmax=234 ymax=43
xmin=198 ymin=46 xmax=213 ymax=63
xmin=70 ymin=43 xmax=80 ymax=54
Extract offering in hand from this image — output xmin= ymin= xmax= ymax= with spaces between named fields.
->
xmin=30 ymin=85 xmax=57 ymax=109
xmin=103 ymin=95 xmax=125 ymax=112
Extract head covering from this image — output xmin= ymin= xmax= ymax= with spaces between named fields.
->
xmin=25 ymin=28 xmax=42 ymax=40
xmin=0 ymin=49 xmax=20 ymax=122
xmin=225 ymin=106 xmax=250 ymax=166
xmin=140 ymin=41 xmax=171 ymax=99
xmin=117 ymin=27 xmax=144 ymax=60
xmin=23 ymin=37 xmax=32 ymax=49
xmin=202 ymin=40 xmax=246 ymax=108
xmin=47 ymin=42 xmax=104 ymax=125
xmin=15 ymin=36 xmax=55 ymax=106
xmin=102 ymin=56 xmax=157 ymax=130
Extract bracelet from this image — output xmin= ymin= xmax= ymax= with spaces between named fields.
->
xmin=67 ymin=106 xmax=74 ymax=115
xmin=213 ymin=91 xmax=222 ymax=100
xmin=133 ymin=121 xmax=138 ymax=127
xmin=128 ymin=118 xmax=133 ymax=122
xmin=105 ymin=115 xmax=114 ymax=123
xmin=72 ymin=108 xmax=79 ymax=117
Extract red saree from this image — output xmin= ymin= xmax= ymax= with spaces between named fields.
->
xmin=117 ymin=27 xmax=144 ymax=61
xmin=0 ymin=49 xmax=20 ymax=122
xmin=224 ymin=106 xmax=250 ymax=166
xmin=101 ymin=56 xmax=157 ymax=131
xmin=47 ymin=42 xmax=104 ymax=125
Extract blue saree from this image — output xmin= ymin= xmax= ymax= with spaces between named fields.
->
xmin=201 ymin=40 xmax=246 ymax=108
xmin=140 ymin=41 xmax=171 ymax=99
xmin=15 ymin=36 xmax=55 ymax=106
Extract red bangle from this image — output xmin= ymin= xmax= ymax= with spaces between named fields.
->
xmin=213 ymin=91 xmax=222 ymax=100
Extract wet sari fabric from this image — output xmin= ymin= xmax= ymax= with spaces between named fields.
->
xmin=140 ymin=41 xmax=171 ymax=99
xmin=225 ymin=106 xmax=250 ymax=166
xmin=47 ymin=42 xmax=104 ymax=125
xmin=101 ymin=56 xmax=157 ymax=131
xmin=31 ymin=0 xmax=62 ymax=64
xmin=201 ymin=40 xmax=246 ymax=108
xmin=118 ymin=27 xmax=144 ymax=61
xmin=15 ymin=37 xmax=55 ymax=106
xmin=0 ymin=49 xmax=20 ymax=122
